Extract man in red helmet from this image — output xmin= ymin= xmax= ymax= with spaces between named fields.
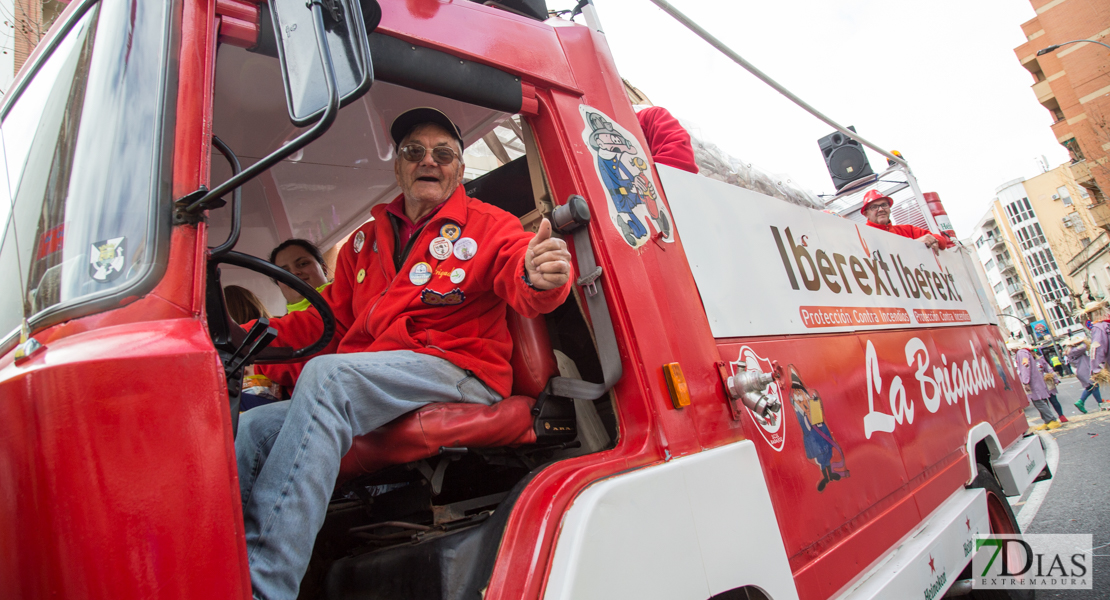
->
xmin=860 ymin=189 xmax=951 ymax=251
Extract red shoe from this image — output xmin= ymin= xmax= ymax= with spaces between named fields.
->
xmin=1059 ymin=415 xmax=1069 ymax=423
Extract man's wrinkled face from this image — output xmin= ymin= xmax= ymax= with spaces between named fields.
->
xmin=864 ymin=200 xmax=892 ymax=225
xmin=394 ymin=123 xmax=465 ymax=206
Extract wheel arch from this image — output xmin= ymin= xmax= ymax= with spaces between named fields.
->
xmin=708 ymin=585 xmax=773 ymax=600
xmin=965 ymin=422 xmax=1002 ymax=484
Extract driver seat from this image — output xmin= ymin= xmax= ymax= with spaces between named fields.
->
xmin=336 ymin=309 xmax=559 ymax=485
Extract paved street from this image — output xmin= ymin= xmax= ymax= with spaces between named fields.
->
xmin=1011 ymin=376 xmax=1110 ymax=599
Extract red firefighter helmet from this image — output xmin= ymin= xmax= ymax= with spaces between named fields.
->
xmin=859 ymin=189 xmax=892 ymax=214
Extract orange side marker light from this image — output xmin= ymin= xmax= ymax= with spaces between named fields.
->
xmin=663 ymin=362 xmax=691 ymax=409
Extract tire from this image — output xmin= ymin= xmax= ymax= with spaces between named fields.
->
xmin=965 ymin=464 xmax=1035 ymax=600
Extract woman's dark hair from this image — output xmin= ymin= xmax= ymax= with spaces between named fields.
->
xmin=269 ymin=238 xmax=329 ymax=276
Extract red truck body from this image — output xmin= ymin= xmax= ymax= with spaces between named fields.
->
xmin=0 ymin=2 xmax=1041 ymax=599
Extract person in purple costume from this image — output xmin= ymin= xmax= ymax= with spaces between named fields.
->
xmin=1084 ymin=301 xmax=1110 ymax=412
xmin=1038 ymin=355 xmax=1067 ymax=423
xmin=1015 ymin=343 xmax=1060 ymax=429
xmin=1065 ymin=335 xmax=1102 ymax=413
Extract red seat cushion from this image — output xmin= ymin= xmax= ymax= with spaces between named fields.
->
xmin=336 ymin=309 xmax=558 ymax=484
xmin=337 ymin=395 xmax=538 ymax=484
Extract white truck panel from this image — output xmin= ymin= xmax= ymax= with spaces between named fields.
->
xmin=833 ymin=487 xmax=988 ymax=600
xmin=543 ymin=441 xmax=799 ymax=600
xmin=992 ymin=433 xmax=1047 ymax=497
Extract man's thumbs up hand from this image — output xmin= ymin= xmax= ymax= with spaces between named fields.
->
xmin=525 ymin=218 xmax=572 ymax=291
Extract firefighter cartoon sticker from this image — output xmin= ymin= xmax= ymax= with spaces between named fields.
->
xmin=90 ymin=237 xmax=125 ymax=282
xmin=580 ymin=106 xmax=673 ymax=249
xmin=785 ymin=365 xmax=849 ymax=492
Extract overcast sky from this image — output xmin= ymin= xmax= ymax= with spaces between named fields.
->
xmin=574 ymin=0 xmax=1070 ymax=237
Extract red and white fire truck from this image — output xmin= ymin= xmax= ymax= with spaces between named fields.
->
xmin=0 ymin=1 xmax=1047 ymax=599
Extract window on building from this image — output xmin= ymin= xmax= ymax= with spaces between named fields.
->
xmin=1062 ymin=138 xmax=1085 ymax=162
xmin=1071 ymin=213 xmax=1086 ymax=232
xmin=1007 ymin=199 xmax=1034 ymax=225
xmin=994 ymin=282 xmax=1004 ymax=294
xmin=1057 ymin=186 xmax=1072 ymax=206
xmin=1051 ymin=304 xmax=1068 ymax=330
xmin=985 ymin=258 xmax=995 ymax=270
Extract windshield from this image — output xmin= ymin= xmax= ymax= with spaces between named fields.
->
xmin=0 ymin=0 xmax=172 ymax=343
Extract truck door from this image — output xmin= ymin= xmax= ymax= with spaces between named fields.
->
xmin=0 ymin=2 xmax=249 ymax=598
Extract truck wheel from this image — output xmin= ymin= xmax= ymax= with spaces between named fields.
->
xmin=966 ymin=464 xmax=1034 ymax=600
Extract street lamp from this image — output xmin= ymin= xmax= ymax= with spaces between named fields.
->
xmin=1036 ymin=39 xmax=1110 ymax=56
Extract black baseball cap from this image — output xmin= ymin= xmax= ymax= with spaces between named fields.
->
xmin=390 ymin=107 xmax=464 ymax=149
xmin=790 ymin=370 xmax=807 ymax=391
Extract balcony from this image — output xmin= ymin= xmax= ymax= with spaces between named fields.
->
xmin=990 ymin=235 xmax=1007 ymax=251
xmin=1070 ymin=160 xmax=1094 ymax=186
xmin=1007 ymin=283 xmax=1026 ymax=297
xmin=1088 ymin=202 xmax=1110 ymax=231
xmin=997 ymin=258 xmax=1017 ymax=274
xmin=1033 ymin=79 xmax=1054 ymax=104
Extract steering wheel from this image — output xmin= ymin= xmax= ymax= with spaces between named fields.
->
xmin=207 ymin=250 xmax=336 ymax=364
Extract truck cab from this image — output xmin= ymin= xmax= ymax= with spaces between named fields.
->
xmin=0 ymin=1 xmax=1044 ymax=599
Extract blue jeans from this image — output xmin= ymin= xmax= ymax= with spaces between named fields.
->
xmin=1079 ymin=383 xmax=1103 ymax=407
xmin=1048 ymin=394 xmax=1065 ymax=418
xmin=236 ymin=351 xmax=501 ymax=600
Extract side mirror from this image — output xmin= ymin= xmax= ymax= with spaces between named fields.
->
xmin=269 ymin=0 xmax=380 ymax=126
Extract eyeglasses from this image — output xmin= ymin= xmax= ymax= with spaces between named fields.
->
xmin=399 ymin=143 xmax=460 ymax=166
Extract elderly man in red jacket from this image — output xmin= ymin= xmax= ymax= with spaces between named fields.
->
xmin=236 ymin=108 xmax=573 ymax=600
xmin=861 ymin=189 xmax=951 ymax=251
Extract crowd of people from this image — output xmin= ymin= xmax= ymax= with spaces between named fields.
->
xmin=1012 ymin=301 xmax=1110 ymax=431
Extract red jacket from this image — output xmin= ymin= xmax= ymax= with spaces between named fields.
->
xmin=257 ymin=187 xmax=571 ymax=397
xmin=865 ymin=220 xmax=952 ymax=249
xmin=637 ymin=106 xmax=698 ymax=174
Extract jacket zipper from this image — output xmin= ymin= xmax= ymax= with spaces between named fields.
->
xmin=362 ymin=251 xmax=394 ymax=337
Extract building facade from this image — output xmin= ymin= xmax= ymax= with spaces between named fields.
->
xmin=1014 ymin=0 xmax=1110 ymax=230
xmin=969 ymin=178 xmax=1085 ymax=343
xmin=968 ymin=207 xmax=1026 ymax=341
xmin=1022 ymin=162 xmax=1110 ymax=304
